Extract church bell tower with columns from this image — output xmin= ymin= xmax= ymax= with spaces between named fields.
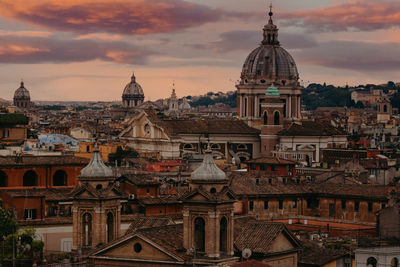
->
xmin=181 ymin=148 xmax=237 ymax=265
xmin=71 ymin=146 xmax=123 ymax=252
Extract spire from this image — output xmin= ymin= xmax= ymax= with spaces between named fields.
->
xmin=262 ymin=2 xmax=280 ymax=46
xmin=131 ymin=72 xmax=136 ymax=83
xmin=171 ymin=82 xmax=177 ymax=99
xmin=268 ymin=3 xmax=273 ymax=24
xmin=20 ymin=79 xmax=24 ymax=88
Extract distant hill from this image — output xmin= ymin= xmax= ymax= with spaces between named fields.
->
xmin=188 ymin=91 xmax=237 ymax=108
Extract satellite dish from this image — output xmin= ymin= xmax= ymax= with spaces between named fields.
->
xmin=242 ymin=248 xmax=252 ymax=259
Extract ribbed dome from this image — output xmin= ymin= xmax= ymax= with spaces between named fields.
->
xmin=14 ymin=82 xmax=30 ymax=100
xmin=191 ymin=150 xmax=227 ymax=181
xmin=80 ymin=147 xmax=113 ymax=178
xmin=240 ymin=8 xmax=299 ymax=85
xmin=242 ymin=46 xmax=299 ymax=84
xmin=122 ymin=73 xmax=144 ymax=97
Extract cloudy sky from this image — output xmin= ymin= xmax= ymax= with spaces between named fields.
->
xmin=0 ymin=0 xmax=399 ymax=101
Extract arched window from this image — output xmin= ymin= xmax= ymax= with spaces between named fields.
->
xmin=220 ymin=217 xmax=228 ymax=253
xmin=183 ymin=143 xmax=193 ymax=150
xmin=367 ymin=257 xmax=377 ymax=267
xmin=107 ymin=212 xmax=114 ymax=242
xmin=82 ymin=213 xmax=92 ymax=247
xmin=0 ymin=171 xmax=7 ymax=187
xmin=194 ymin=217 xmax=205 ymax=252
xmin=391 ymin=258 xmax=399 ymax=267
xmin=263 ymin=111 xmax=268 ymax=125
xmin=53 ymin=170 xmax=67 ymax=186
xmin=23 ymin=170 xmax=38 ymax=186
xmin=274 ymin=111 xmax=280 ymax=125
xmin=384 ymin=105 xmax=388 ymax=113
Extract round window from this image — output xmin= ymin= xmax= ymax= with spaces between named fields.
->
xmin=134 ymin=243 xmax=142 ymax=253
xmin=210 ymin=188 xmax=216 ymax=194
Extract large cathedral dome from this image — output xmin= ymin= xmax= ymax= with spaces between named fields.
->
xmin=13 ymin=81 xmax=32 ymax=109
xmin=14 ymin=81 xmax=30 ymax=100
xmin=122 ymin=73 xmax=144 ymax=96
xmin=122 ymin=72 xmax=145 ymax=108
xmin=241 ymin=9 xmax=299 ymax=86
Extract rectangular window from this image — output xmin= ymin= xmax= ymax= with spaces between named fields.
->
xmin=368 ymin=202 xmax=373 ymax=213
xmin=315 ymin=198 xmax=320 ymax=208
xmin=284 ymin=154 xmax=288 ymax=159
xmin=329 ymin=203 xmax=335 ymax=217
xmin=307 ymin=199 xmax=312 ymax=209
xmin=279 ymin=200 xmax=283 ymax=210
xmin=264 ymin=200 xmax=269 ymax=210
xmin=250 ymin=164 xmax=256 ymax=170
xmin=24 ymin=209 xmax=37 ymax=220
xmin=341 ymin=200 xmax=346 ymax=211
xmin=293 ymin=199 xmax=297 ymax=209
xmin=249 ymin=201 xmax=254 ymax=211
xmin=355 ymin=201 xmax=360 ymax=212
xmin=293 ymin=154 xmax=297 ymax=159
xmin=298 ymin=154 xmax=303 ymax=160
xmin=381 ymin=203 xmax=386 ymax=209
xmin=260 ymin=164 xmax=266 ymax=171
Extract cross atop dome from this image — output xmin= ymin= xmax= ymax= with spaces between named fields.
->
xmin=269 ymin=3 xmax=273 ymax=23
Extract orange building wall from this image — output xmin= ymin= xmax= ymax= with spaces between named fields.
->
xmin=0 ymin=166 xmax=83 ymax=188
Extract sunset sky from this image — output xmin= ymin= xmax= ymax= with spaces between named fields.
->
xmin=0 ymin=0 xmax=399 ymax=101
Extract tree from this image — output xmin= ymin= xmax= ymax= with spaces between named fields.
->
xmin=108 ymin=146 xmax=138 ymax=166
xmin=0 ymin=204 xmax=17 ymax=238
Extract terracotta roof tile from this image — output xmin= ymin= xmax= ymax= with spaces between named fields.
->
xmin=234 ymin=217 xmax=288 ymax=254
xmin=126 ymin=216 xmax=176 ymax=234
xmin=279 ymin=121 xmax=346 ymax=136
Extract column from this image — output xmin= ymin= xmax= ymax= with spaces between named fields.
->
xmin=298 ymin=95 xmax=301 ymax=118
xmin=288 ymin=96 xmax=292 ymax=119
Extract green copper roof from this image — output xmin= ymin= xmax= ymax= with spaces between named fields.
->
xmin=266 ymin=84 xmax=280 ymax=96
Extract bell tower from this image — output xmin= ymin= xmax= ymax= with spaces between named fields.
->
xmin=71 ymin=146 xmax=123 ymax=252
xmin=181 ymin=148 xmax=237 ymax=265
xmin=260 ymin=84 xmax=284 ymax=156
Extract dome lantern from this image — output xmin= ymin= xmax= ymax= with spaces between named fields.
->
xmin=262 ymin=4 xmax=280 ymax=46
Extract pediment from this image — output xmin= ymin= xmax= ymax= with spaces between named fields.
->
xmin=92 ymin=234 xmax=182 ymax=262
xmin=182 ymin=190 xmax=211 ymax=202
xmin=72 ymin=185 xmax=98 ymax=198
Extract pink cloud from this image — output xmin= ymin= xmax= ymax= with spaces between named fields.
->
xmin=0 ymin=0 xmax=239 ymax=35
xmin=0 ymin=35 xmax=154 ymax=64
xmin=281 ymin=0 xmax=400 ymax=32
